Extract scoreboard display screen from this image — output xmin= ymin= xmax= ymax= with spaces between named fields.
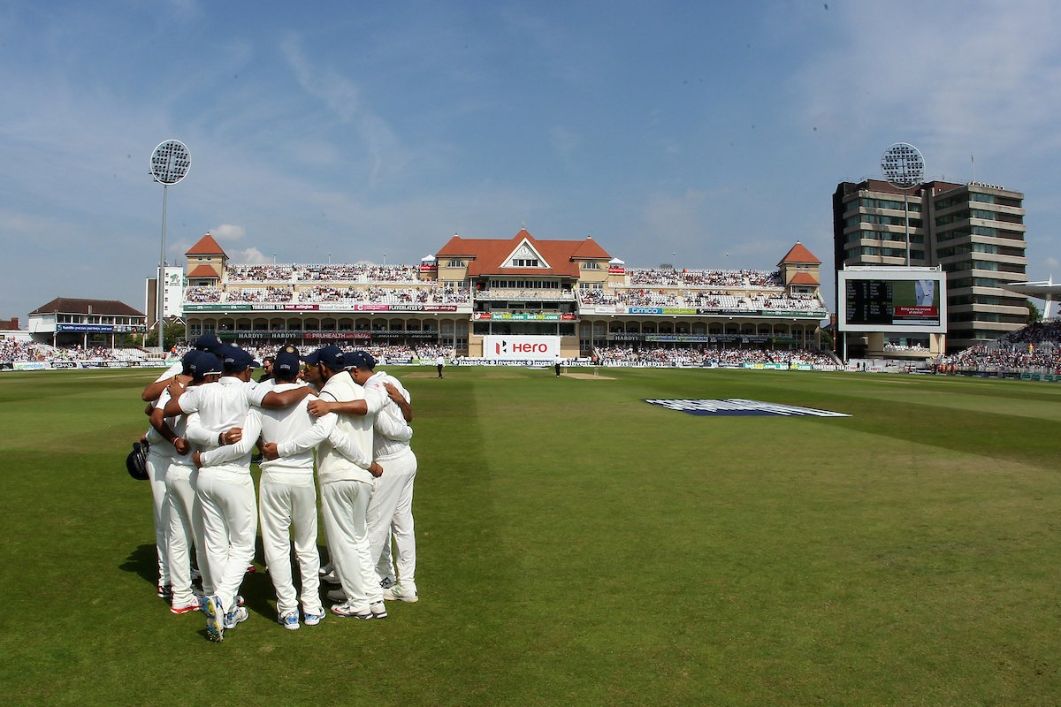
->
xmin=838 ymin=270 xmax=946 ymax=333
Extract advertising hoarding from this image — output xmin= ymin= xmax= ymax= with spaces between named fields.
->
xmin=483 ymin=335 xmax=560 ymax=360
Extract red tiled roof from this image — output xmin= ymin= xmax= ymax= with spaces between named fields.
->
xmin=185 ymin=233 xmax=227 ymax=257
xmin=789 ymin=272 xmax=819 ymax=286
xmin=435 ymin=229 xmax=611 ymax=278
xmin=187 ymin=264 xmax=220 ymax=278
xmin=30 ymin=298 xmax=144 ymax=317
xmin=778 ymin=242 xmax=820 ymax=265
xmin=569 ymin=237 xmax=611 ymax=259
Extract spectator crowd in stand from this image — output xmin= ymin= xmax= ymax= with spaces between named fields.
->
xmin=188 ymin=280 xmax=822 ymax=310
xmin=182 ymin=284 xmax=470 ymax=306
xmin=595 ymin=345 xmax=836 ymax=367
xmin=295 ymin=286 xmax=468 ymax=305
xmin=184 ymin=287 xmax=222 ymax=303
xmin=578 ymin=287 xmax=823 ymax=312
xmin=222 ymin=263 xmax=784 ymax=288
xmin=14 ymin=314 xmax=1061 ymax=375
xmin=224 ymin=263 xmax=423 ymax=283
xmin=626 ymin=268 xmax=783 ymax=288
xmin=3 ymin=338 xmax=838 ymax=370
xmin=226 ymin=287 xmax=294 ymax=303
xmin=225 ymin=264 xmax=295 ymax=282
xmin=167 ymin=343 xmax=443 ymax=366
xmin=999 ymin=320 xmax=1061 ymax=345
xmin=935 ymin=320 xmax=1061 ymax=373
xmin=0 ymin=339 xmax=45 ymax=362
xmin=0 ymin=341 xmax=150 ymax=364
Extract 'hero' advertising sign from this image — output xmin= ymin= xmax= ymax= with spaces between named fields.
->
xmin=484 ymin=335 xmax=560 ymax=361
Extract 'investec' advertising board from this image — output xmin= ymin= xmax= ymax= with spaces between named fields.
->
xmin=483 ymin=335 xmax=560 ymax=361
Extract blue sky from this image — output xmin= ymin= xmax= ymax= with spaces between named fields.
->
xmin=2 ymin=1 xmax=1060 ymax=322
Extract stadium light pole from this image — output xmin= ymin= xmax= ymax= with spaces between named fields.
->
xmin=881 ymin=143 xmax=925 ymax=267
xmin=149 ymin=139 xmax=191 ymax=357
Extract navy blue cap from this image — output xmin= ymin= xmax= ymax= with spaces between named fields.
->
xmin=181 ymin=349 xmax=200 ymax=376
xmin=345 ymin=350 xmax=376 ymax=371
xmin=274 ymin=350 xmax=301 ymax=375
xmin=304 ymin=345 xmax=345 ymax=371
xmin=193 ymin=333 xmax=225 ymax=354
xmin=190 ymin=352 xmax=222 ymax=380
xmin=221 ymin=345 xmax=261 ymax=372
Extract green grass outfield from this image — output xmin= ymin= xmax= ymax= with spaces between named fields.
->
xmin=1 ymin=366 xmax=1060 ymax=705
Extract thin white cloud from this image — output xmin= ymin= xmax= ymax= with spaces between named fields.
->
xmin=281 ymin=36 xmax=361 ymax=121
xmin=280 ymin=35 xmax=409 ymax=187
xmin=233 ymin=247 xmax=270 ymax=264
xmin=211 ymin=224 xmax=246 ymax=241
xmin=792 ymin=1 xmax=1061 ymax=176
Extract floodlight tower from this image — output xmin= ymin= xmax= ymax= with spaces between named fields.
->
xmin=880 ymin=142 xmax=925 ymax=267
xmin=149 ymin=139 xmax=191 ymax=356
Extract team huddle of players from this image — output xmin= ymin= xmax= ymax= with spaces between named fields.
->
xmin=141 ymin=334 xmax=418 ymax=642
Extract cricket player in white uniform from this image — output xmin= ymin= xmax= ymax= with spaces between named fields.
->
xmin=166 ymin=345 xmax=260 ymax=641
xmin=153 ymin=351 xmax=219 ymax=614
xmin=143 ymin=350 xmax=202 ymax=602
xmin=140 ymin=333 xmax=226 ymax=403
xmin=302 ymin=345 xmax=387 ymax=620
xmin=140 ymin=335 xmax=226 ymax=597
xmin=253 ymin=347 xmax=377 ymax=630
xmin=341 ymin=351 xmax=419 ymax=602
xmin=143 ymin=417 xmax=174 ymax=600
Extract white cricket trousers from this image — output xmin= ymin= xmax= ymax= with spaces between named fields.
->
xmin=320 ymin=479 xmax=381 ymax=608
xmin=259 ymin=474 xmax=322 ymax=616
xmin=146 ymin=450 xmax=171 ymax=587
xmin=164 ymin=461 xmax=204 ymax=606
xmin=367 ymin=449 xmax=418 ymax=585
xmin=196 ymin=468 xmax=257 ymax=612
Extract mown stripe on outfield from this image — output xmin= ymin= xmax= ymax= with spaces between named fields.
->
xmin=385 ymin=373 xmax=536 ymax=701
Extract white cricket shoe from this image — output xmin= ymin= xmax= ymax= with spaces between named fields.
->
xmin=330 ymin=602 xmax=373 ymax=619
xmin=278 ymin=610 xmax=299 ymax=631
xmin=224 ymin=605 xmax=249 ymax=630
xmin=383 ymin=582 xmax=418 ymax=603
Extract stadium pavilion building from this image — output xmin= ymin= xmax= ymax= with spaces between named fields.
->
xmin=28 ymin=297 xmax=146 ymax=348
xmin=177 ymin=230 xmax=828 ymax=357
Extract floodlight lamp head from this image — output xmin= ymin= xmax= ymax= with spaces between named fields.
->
xmin=881 ymin=142 xmax=924 ymax=189
xmin=150 ymin=139 xmax=191 ymax=185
